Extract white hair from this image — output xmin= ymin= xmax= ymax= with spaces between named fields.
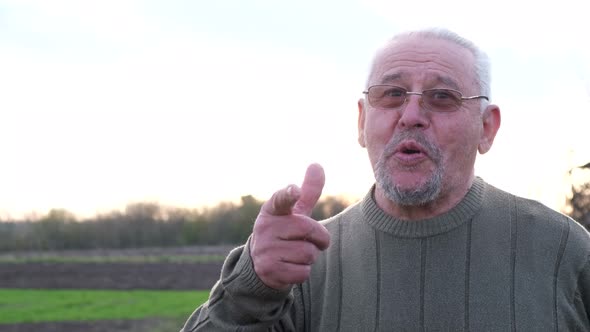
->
xmin=366 ymin=28 xmax=491 ymax=111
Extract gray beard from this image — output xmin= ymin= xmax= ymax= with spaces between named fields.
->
xmin=375 ymin=132 xmax=443 ymax=206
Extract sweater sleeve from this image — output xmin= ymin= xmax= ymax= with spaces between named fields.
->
xmin=180 ymin=238 xmax=298 ymax=332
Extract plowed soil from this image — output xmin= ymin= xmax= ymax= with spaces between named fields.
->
xmin=0 ymin=318 xmax=179 ymax=332
xmin=0 ymin=261 xmax=222 ymax=290
xmin=0 ymin=245 xmax=234 ymax=289
xmin=0 ymin=246 xmax=235 ymax=332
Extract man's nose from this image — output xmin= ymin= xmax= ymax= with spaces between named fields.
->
xmin=398 ymin=95 xmax=430 ymax=129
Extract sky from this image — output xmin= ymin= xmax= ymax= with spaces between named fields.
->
xmin=1 ymin=0 xmax=589 ymax=219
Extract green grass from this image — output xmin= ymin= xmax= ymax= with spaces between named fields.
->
xmin=0 ymin=289 xmax=209 ymax=324
xmin=0 ymin=254 xmax=226 ymax=264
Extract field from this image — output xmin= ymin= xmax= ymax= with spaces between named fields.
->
xmin=0 ymin=245 xmax=235 ymax=332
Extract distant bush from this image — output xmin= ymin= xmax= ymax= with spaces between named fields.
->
xmin=0 ymin=195 xmax=352 ymax=252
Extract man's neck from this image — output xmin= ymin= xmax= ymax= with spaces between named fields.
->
xmin=374 ymin=175 xmax=475 ymax=221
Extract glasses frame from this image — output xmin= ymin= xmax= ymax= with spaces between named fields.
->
xmin=362 ymin=85 xmax=489 ymax=112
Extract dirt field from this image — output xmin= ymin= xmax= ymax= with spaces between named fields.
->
xmin=0 ymin=245 xmax=236 ymax=332
xmin=0 ymin=261 xmax=223 ymax=290
xmin=0 ymin=318 xmax=182 ymax=332
xmin=0 ymin=245 xmax=234 ymax=290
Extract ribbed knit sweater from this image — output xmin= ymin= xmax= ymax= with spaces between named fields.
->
xmin=181 ymin=178 xmax=590 ymax=331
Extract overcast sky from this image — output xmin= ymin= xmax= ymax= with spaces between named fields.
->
xmin=1 ymin=0 xmax=589 ymax=218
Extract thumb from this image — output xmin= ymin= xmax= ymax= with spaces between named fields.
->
xmin=293 ymin=163 xmax=325 ymax=216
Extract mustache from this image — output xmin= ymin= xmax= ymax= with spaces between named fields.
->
xmin=383 ymin=131 xmax=442 ymax=162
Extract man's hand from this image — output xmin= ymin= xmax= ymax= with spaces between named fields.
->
xmin=250 ymin=163 xmax=331 ymax=290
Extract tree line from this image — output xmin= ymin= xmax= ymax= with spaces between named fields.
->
xmin=564 ymin=163 xmax=590 ymax=230
xmin=567 ymin=180 xmax=590 ymax=229
xmin=0 ymin=195 xmax=351 ymax=252
xmin=2 ymin=170 xmax=589 ymax=253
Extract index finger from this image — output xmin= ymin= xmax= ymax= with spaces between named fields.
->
xmin=261 ymin=185 xmax=301 ymax=216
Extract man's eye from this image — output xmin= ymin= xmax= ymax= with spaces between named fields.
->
xmin=384 ymin=89 xmax=405 ymax=97
xmin=431 ymin=91 xmax=453 ymax=99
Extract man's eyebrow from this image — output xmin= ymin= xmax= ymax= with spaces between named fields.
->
xmin=378 ymin=72 xmax=462 ymax=91
xmin=434 ymin=75 xmax=461 ymax=91
xmin=379 ymin=73 xmax=404 ymax=84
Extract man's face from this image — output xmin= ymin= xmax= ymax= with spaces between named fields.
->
xmin=358 ymin=36 xmax=490 ymax=208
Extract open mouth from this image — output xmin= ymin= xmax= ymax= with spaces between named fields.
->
xmin=402 ymin=148 xmax=422 ymax=155
xmin=395 ymin=141 xmax=427 ymax=156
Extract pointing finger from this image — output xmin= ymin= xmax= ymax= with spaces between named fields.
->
xmin=262 ymin=185 xmax=301 ymax=216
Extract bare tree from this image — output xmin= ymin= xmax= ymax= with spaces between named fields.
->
xmin=566 ymin=163 xmax=590 ymax=229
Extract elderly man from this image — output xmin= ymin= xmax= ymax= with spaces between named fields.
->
xmin=181 ymin=28 xmax=590 ymax=331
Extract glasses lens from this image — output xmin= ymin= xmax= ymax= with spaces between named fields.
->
xmin=368 ymin=85 xmax=406 ymax=109
xmin=423 ymin=89 xmax=462 ymax=112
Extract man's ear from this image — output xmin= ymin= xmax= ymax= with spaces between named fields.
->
xmin=357 ymin=99 xmax=367 ymax=147
xmin=478 ymin=104 xmax=501 ymax=154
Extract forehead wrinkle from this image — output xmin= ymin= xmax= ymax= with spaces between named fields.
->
xmin=368 ymin=36 xmax=478 ymax=92
xmin=376 ymin=70 xmax=462 ymax=92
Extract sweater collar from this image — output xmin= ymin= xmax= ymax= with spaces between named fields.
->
xmin=361 ymin=177 xmax=485 ymax=238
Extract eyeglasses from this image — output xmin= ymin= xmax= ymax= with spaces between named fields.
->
xmin=362 ymin=85 xmax=489 ymax=112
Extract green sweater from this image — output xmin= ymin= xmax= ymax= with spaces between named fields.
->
xmin=182 ymin=178 xmax=590 ymax=331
